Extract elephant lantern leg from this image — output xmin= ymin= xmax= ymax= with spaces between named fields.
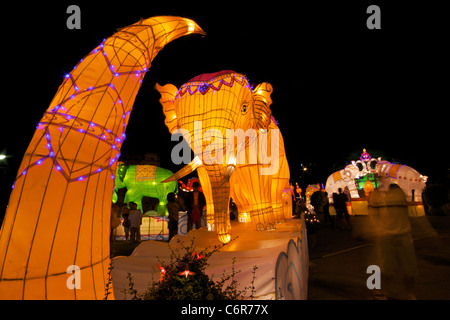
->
xmin=249 ymin=206 xmax=276 ymax=231
xmin=205 ymin=164 xmax=232 ymax=243
xmin=272 ymin=204 xmax=284 ymax=223
xmin=197 ymin=166 xmax=215 ymax=231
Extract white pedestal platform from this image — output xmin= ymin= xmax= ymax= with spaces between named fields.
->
xmin=112 ymin=218 xmax=309 ymax=300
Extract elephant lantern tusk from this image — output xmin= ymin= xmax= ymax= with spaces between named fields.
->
xmin=161 ymin=156 xmax=202 ymax=183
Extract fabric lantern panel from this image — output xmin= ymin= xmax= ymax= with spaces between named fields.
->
xmin=269 ymin=120 xmax=291 ymax=222
xmin=0 ymin=16 xmax=205 ymax=300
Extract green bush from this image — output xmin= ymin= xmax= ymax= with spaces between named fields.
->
xmin=123 ymin=238 xmax=257 ymax=300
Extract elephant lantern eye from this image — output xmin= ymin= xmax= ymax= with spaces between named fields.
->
xmin=241 ymin=104 xmax=248 ymax=114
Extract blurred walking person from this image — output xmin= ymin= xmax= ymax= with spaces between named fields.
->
xmin=368 ymin=182 xmax=419 ymax=300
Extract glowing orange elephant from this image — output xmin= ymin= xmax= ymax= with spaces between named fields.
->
xmin=156 ymin=71 xmax=274 ymax=243
xmin=164 ymin=113 xmax=292 ymax=235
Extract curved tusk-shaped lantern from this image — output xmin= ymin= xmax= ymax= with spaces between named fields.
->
xmin=0 ymin=16 xmax=205 ymax=300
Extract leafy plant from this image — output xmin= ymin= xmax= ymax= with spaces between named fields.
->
xmin=103 ymin=263 xmax=114 ymax=300
xmin=123 ymin=237 xmax=256 ymax=300
xmin=304 ymin=211 xmax=320 ymax=234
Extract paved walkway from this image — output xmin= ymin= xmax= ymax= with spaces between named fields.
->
xmin=308 ymin=215 xmax=450 ymax=300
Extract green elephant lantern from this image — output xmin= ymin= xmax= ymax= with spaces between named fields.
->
xmin=113 ymin=162 xmax=178 ymax=215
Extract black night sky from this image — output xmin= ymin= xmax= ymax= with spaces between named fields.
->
xmin=1 ymin=1 xmax=448 ymax=217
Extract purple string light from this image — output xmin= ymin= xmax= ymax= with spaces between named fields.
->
xmin=13 ymin=38 xmax=149 ymax=185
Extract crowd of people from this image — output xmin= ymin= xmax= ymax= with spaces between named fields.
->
xmin=306 ymin=187 xmax=352 ymax=230
xmin=110 ymin=181 xmax=207 ymax=242
xmin=111 ymin=201 xmax=144 ymax=242
xmin=167 ymin=181 xmax=206 ymax=240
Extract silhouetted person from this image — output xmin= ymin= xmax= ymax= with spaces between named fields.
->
xmin=128 ymin=202 xmax=142 ymax=242
xmin=322 ymin=192 xmax=333 ymax=227
xmin=335 ymin=188 xmax=351 ymax=230
xmin=166 ymin=192 xmax=179 ymax=241
xmin=120 ymin=203 xmax=130 ymax=241
xmin=229 ymin=199 xmax=238 ymax=221
xmin=368 ymin=183 xmax=419 ymax=300
xmin=310 ymin=190 xmax=324 ymax=215
xmin=110 ymin=203 xmax=121 ymax=241
xmin=185 ymin=181 xmax=206 ymax=230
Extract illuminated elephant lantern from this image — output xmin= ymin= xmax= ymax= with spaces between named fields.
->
xmin=325 ymin=164 xmax=361 ymax=202
xmin=165 ymin=118 xmax=292 ymax=232
xmin=325 ymin=158 xmax=428 ymax=202
xmin=156 ymin=70 xmax=274 ymax=243
xmin=113 ymin=163 xmax=177 ymax=214
xmin=0 ymin=16 xmax=205 ymax=299
xmin=374 ymin=161 xmax=427 ymax=201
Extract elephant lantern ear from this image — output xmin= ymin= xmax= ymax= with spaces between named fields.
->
xmin=155 ymin=83 xmax=179 ymax=134
xmin=253 ymin=82 xmax=273 ymax=131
